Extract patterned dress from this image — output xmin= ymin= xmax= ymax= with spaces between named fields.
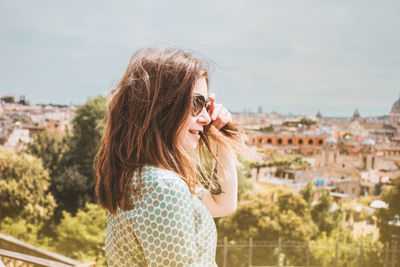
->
xmin=105 ymin=166 xmax=218 ymax=266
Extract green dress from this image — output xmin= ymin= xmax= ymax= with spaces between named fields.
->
xmin=105 ymin=166 xmax=218 ymax=266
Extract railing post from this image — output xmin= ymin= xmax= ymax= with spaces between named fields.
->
xmin=359 ymin=240 xmax=364 ymax=266
xmin=385 ymin=242 xmax=389 ymax=267
xmin=335 ymin=241 xmax=338 ymax=267
xmin=223 ymin=236 xmax=228 ymax=267
xmin=392 ymin=240 xmax=397 ymax=267
xmin=277 ymin=238 xmax=281 ymax=267
xmin=248 ymin=237 xmax=253 ymax=267
xmin=306 ymin=242 xmax=310 ymax=267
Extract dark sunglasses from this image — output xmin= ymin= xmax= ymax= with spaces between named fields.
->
xmin=191 ymin=95 xmax=210 ymax=116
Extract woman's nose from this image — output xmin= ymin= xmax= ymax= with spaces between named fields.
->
xmin=197 ymin=107 xmax=211 ymax=125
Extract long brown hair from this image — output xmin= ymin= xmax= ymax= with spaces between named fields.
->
xmin=95 ymin=48 xmax=244 ymax=214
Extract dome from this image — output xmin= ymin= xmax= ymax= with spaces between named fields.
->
xmin=391 ymin=95 xmax=400 ymax=114
xmin=352 ymin=108 xmax=360 ymax=120
xmin=326 ymin=135 xmax=337 ymax=144
xmin=362 ymin=137 xmax=376 ymax=146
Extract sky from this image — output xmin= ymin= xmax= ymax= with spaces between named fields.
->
xmin=0 ymin=0 xmax=399 ymax=117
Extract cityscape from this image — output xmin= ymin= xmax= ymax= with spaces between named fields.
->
xmin=1 ymin=93 xmax=400 ymax=266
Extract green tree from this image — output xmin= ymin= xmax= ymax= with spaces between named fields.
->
xmin=53 ymin=96 xmax=106 ymax=215
xmin=249 ymin=160 xmax=267 ymax=183
xmin=266 ymin=155 xmax=310 ymax=169
xmin=0 ymin=217 xmax=52 ymax=248
xmin=54 ymin=203 xmax=107 ymax=265
xmin=265 ymin=154 xmax=310 ymax=178
xmin=377 ymin=175 xmax=400 ymax=244
xmin=27 ymin=130 xmax=67 ymax=177
xmin=218 ymin=189 xmax=315 ymax=241
xmin=311 ymin=191 xmax=342 ymax=237
xmin=237 ymin=165 xmax=254 ymax=199
xmin=52 ymin=166 xmax=93 ymax=219
xmin=216 ymin=189 xmax=316 ymax=266
xmin=299 ymin=118 xmax=316 ymax=129
xmin=309 ymin=230 xmax=384 ymax=267
xmin=63 ymin=96 xmax=106 ymax=179
xmin=1 ymin=203 xmax=107 ymax=266
xmin=300 ymin=181 xmax=314 ymax=205
xmin=0 ymin=150 xmax=56 ymax=223
xmin=259 ymin=125 xmax=274 ymax=133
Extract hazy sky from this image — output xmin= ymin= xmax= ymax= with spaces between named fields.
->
xmin=1 ymin=0 xmax=399 ymax=117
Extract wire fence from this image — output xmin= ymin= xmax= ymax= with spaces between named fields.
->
xmin=216 ymin=237 xmax=400 ymax=267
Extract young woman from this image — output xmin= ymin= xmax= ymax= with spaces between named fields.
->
xmin=95 ymin=48 xmax=244 ymax=266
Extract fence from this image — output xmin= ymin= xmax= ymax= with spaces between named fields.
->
xmin=0 ymin=233 xmax=95 ymax=267
xmin=216 ymin=237 xmax=399 ymax=267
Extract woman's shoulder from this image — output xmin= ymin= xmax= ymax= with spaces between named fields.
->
xmin=132 ymin=165 xmax=188 ymax=192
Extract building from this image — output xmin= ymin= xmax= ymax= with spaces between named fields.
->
xmin=389 ymin=94 xmax=400 ymax=136
xmin=352 ymin=109 xmax=361 ymax=121
xmin=247 ymin=133 xmax=327 ymax=157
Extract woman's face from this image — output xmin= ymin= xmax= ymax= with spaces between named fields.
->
xmin=178 ymin=77 xmax=211 ymax=151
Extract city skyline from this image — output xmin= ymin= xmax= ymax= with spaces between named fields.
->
xmin=1 ymin=0 xmax=399 ymax=117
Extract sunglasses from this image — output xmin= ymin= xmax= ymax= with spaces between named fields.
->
xmin=191 ymin=95 xmax=210 ymax=116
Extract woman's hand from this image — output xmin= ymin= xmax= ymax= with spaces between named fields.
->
xmin=208 ymin=93 xmax=232 ymax=130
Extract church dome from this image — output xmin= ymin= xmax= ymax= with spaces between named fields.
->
xmin=352 ymin=109 xmax=360 ymax=120
xmin=326 ymin=135 xmax=337 ymax=144
xmin=391 ymin=95 xmax=400 ymax=114
xmin=362 ymin=137 xmax=376 ymax=146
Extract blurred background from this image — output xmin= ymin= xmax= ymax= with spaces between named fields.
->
xmin=1 ymin=1 xmax=400 ymax=266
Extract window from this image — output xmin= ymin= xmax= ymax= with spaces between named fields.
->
xmin=288 ymin=139 xmax=293 ymax=144
xmin=308 ymin=139 xmax=313 ymax=145
xmin=299 ymin=139 xmax=303 ymax=145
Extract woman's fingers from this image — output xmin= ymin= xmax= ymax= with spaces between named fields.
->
xmin=207 ymin=93 xmax=232 ymax=130
xmin=212 ymin=106 xmax=232 ymax=130
xmin=208 ymin=93 xmax=216 ymax=115
xmin=211 ymin=103 xmax=223 ymax=121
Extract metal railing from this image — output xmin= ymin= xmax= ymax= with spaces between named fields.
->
xmin=0 ymin=249 xmax=95 ymax=267
xmin=0 ymin=233 xmax=95 ymax=267
xmin=216 ymin=237 xmax=398 ymax=267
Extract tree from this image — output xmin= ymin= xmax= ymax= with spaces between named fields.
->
xmin=310 ymin=191 xmax=342 ymax=237
xmin=258 ymin=125 xmax=274 ymax=133
xmin=265 ymin=154 xmax=310 ymax=178
xmin=217 ymin=189 xmax=315 ymax=242
xmin=1 ymin=203 xmax=107 ymax=266
xmin=299 ymin=118 xmax=316 ymax=129
xmin=52 ymin=166 xmax=93 ymax=219
xmin=377 ymin=175 xmax=400 ymax=244
xmin=249 ymin=160 xmax=267 ymax=182
xmin=63 ymin=96 xmax=106 ymax=179
xmin=54 ymin=203 xmax=107 ymax=265
xmin=216 ymin=189 xmax=317 ymax=266
xmin=52 ymin=96 xmax=106 ymax=215
xmin=27 ymin=130 xmax=67 ymax=177
xmin=0 ymin=150 xmax=56 ymax=223
xmin=0 ymin=217 xmax=52 ymax=248
xmin=309 ymin=230 xmax=384 ymax=267
xmin=300 ymin=182 xmax=314 ymax=205
xmin=237 ymin=165 xmax=254 ymax=199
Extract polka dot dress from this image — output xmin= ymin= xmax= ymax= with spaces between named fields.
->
xmin=105 ymin=166 xmax=218 ymax=266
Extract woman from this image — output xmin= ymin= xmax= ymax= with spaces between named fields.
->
xmin=95 ymin=48 xmax=244 ymax=266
